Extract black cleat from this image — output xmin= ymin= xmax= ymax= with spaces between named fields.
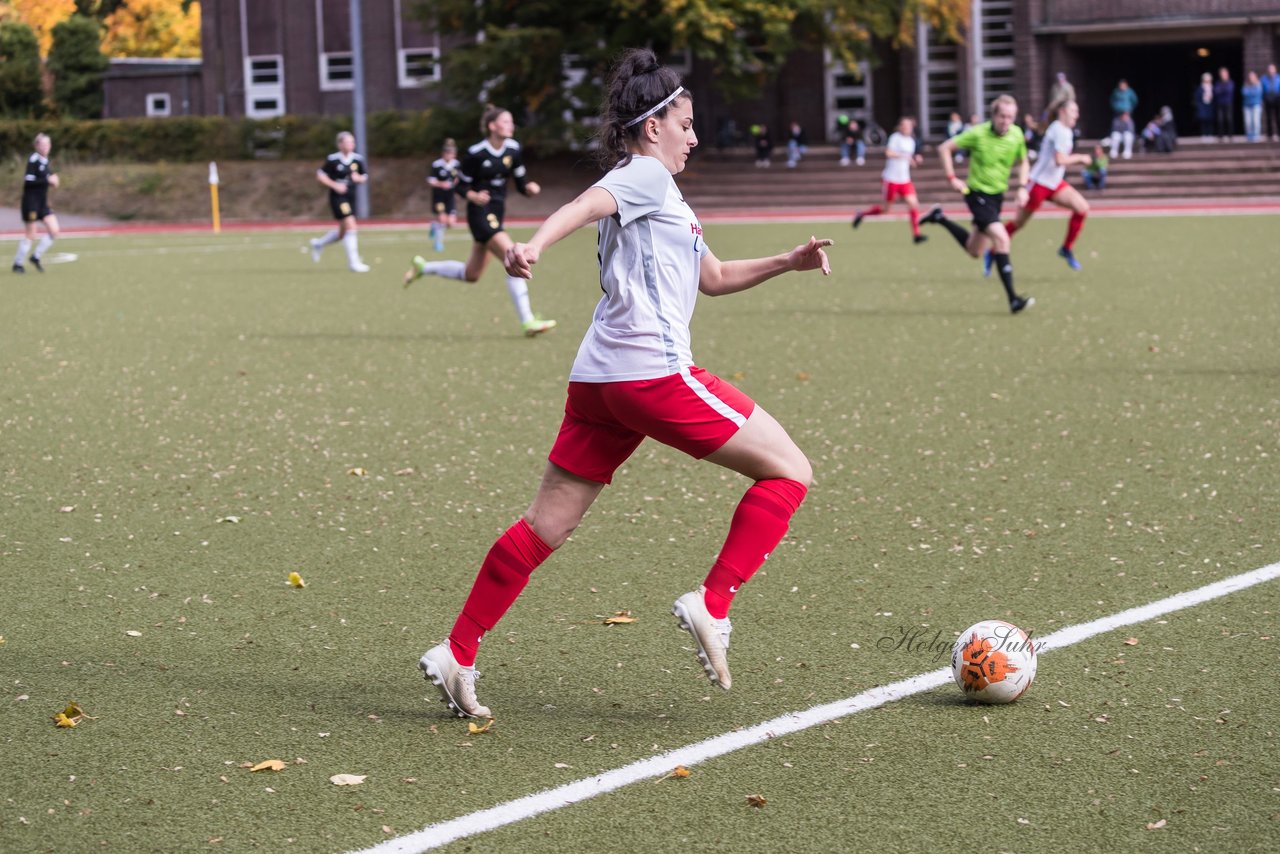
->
xmin=1009 ymin=295 xmax=1035 ymax=315
xmin=920 ymin=205 xmax=945 ymax=225
xmin=12 ymin=263 xmax=24 ymax=274
xmin=852 ymin=211 xmax=865 ymax=229
xmin=913 ymin=234 xmax=928 ymax=244
xmin=29 ymin=255 xmax=43 ymax=272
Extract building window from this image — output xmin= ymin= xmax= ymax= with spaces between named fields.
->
xmin=398 ymin=48 xmax=440 ymax=87
xmin=145 ymin=92 xmax=171 ymax=117
xmin=321 ymin=52 xmax=354 ymax=90
xmin=245 ymin=54 xmax=286 ymax=118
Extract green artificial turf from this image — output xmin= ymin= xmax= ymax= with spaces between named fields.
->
xmin=1 ymin=215 xmax=1277 ymax=853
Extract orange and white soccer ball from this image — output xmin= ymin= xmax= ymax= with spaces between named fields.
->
xmin=951 ymin=620 xmax=1038 ymax=704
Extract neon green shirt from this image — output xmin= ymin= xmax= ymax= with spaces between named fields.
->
xmin=952 ymin=122 xmax=1027 ymax=195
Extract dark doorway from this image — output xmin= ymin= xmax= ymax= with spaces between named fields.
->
xmin=1070 ymin=39 xmax=1243 ymax=140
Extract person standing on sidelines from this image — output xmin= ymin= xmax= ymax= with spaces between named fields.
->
xmin=1262 ymin=63 xmax=1280 ymax=142
xmin=921 ymin=94 xmax=1034 ymax=314
xmin=427 ymin=139 xmax=460 ymax=252
xmin=851 ymin=116 xmax=927 ymax=243
xmin=1002 ymin=99 xmax=1093 ymax=271
xmin=416 ymin=48 xmax=832 ymax=718
xmin=308 ymin=131 xmax=370 ymax=273
xmin=402 ymin=106 xmax=556 ymax=337
xmin=14 ymin=133 xmax=60 ymax=274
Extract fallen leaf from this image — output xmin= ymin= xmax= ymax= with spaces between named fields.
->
xmin=1124 ymin=638 xmax=1139 ymax=646
xmin=347 ymin=467 xmax=367 ymax=477
xmin=53 ymin=713 xmax=77 ymax=728
xmin=1146 ymin=819 xmax=1167 ymax=830
xmin=250 ymin=759 xmax=286 ymax=772
xmin=382 ymin=825 xmax=393 ymax=834
xmin=795 ymin=371 xmax=810 ymax=381
xmin=52 ymin=702 xmax=92 ymax=728
xmin=554 ymin=762 xmax=572 ymax=769
xmin=468 ymin=718 xmax=494 ymax=734
xmin=217 ymin=516 xmax=240 ymax=524
xmin=287 ymin=572 xmax=306 ymax=589
xmin=59 ymin=506 xmax=75 ymax=513
xmin=603 ymin=611 xmax=636 ymax=625
xmin=0 ymin=635 xmax=6 ymax=646
xmin=746 ymin=794 xmax=768 ymax=808
xmin=330 ymin=774 xmax=367 ymax=786
xmin=672 ymin=765 xmax=690 ymax=778
xmin=125 ymin=630 xmax=142 ymax=637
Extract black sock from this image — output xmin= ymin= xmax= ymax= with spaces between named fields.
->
xmin=938 ymin=215 xmax=970 ymax=248
xmin=993 ymin=253 xmax=1016 ymax=301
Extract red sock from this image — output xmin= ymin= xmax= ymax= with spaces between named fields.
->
xmin=864 ymin=204 xmax=883 ymax=216
xmin=702 ymin=478 xmax=808 ymax=618
xmin=909 ymin=207 xmax=920 ymax=237
xmin=1005 ymin=220 xmax=1019 ymax=237
xmin=1064 ymin=212 xmax=1086 ymax=250
xmin=449 ymin=518 xmax=553 ymax=666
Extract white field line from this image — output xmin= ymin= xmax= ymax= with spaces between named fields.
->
xmin=347 ymin=559 xmax=1280 ymax=854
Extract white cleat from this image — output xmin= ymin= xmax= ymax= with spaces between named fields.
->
xmin=308 ymin=239 xmax=322 ymax=263
xmin=418 ymin=642 xmax=492 ymax=718
xmin=349 ymin=261 xmax=370 ymax=273
xmin=673 ymin=589 xmax=733 ymax=690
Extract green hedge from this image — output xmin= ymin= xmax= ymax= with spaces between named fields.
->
xmin=0 ymin=109 xmax=453 ymax=163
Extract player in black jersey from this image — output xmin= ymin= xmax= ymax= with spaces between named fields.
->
xmin=403 ymin=106 xmax=556 ymax=336
xmin=14 ymin=134 xmax=60 ymax=274
xmin=427 ymin=139 xmax=459 ymax=253
xmin=308 ymin=131 xmax=370 ymax=273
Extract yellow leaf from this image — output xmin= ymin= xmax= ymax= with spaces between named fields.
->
xmin=0 ymin=635 xmax=6 ymax=646
xmin=54 ymin=713 xmax=77 ymax=728
xmin=673 ymin=765 xmax=690 ymax=778
xmin=603 ymin=611 xmax=636 ymax=625
xmin=287 ymin=572 xmax=306 ymax=588
xmin=468 ymin=718 xmax=494 ymax=734
xmin=52 ymin=702 xmax=91 ymax=727
xmin=250 ymin=759 xmax=286 ymax=772
xmin=330 ymin=773 xmax=367 ymax=786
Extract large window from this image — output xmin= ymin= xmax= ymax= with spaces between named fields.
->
xmin=398 ymin=48 xmax=440 ymax=87
xmin=916 ymin=19 xmax=961 ymax=138
xmin=245 ymin=55 xmax=285 ymax=117
xmin=321 ymin=52 xmax=353 ymax=90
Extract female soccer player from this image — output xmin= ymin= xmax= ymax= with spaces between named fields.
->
xmin=417 ymin=48 xmax=833 ymax=717
xmin=308 ymin=131 xmax=370 ymax=273
xmin=403 ymin=107 xmax=556 ymax=337
xmin=851 ymin=116 xmax=927 ymax=243
xmin=14 ymin=133 xmax=60 ymax=274
xmin=426 ymin=138 xmax=459 ymax=253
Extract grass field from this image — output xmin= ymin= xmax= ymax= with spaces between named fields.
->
xmin=2 ymin=214 xmax=1278 ymax=853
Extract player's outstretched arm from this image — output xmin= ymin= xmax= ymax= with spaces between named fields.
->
xmin=699 ymin=236 xmax=833 ymax=297
xmin=505 ymin=187 xmax=618 ymax=279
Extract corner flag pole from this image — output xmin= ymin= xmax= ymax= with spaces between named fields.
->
xmin=208 ymin=161 xmax=221 ymax=233
xmin=350 ymin=0 xmax=369 ymax=219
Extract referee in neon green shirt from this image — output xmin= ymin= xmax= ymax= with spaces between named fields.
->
xmin=922 ymin=94 xmax=1034 ymax=314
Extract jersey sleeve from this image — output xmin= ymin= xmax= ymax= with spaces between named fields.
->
xmin=592 ymin=157 xmax=670 ymax=228
xmin=952 ymin=126 xmax=980 ymax=151
xmin=455 ymin=150 xmax=478 ymax=198
xmin=353 ymin=155 xmax=367 ymax=178
xmin=509 ymin=145 xmax=530 ymax=195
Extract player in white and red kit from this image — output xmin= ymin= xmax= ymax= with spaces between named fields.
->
xmin=852 ymin=116 xmax=928 ymax=243
xmin=1004 ymin=99 xmax=1093 ymax=270
xmin=415 ymin=49 xmax=833 ymax=718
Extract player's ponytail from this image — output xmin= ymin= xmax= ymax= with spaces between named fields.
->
xmin=597 ymin=48 xmax=689 ymax=169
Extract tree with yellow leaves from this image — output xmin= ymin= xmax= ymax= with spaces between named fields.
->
xmin=101 ymin=0 xmax=200 ymax=58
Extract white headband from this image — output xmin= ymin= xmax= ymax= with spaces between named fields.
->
xmin=624 ymin=86 xmax=685 ymax=128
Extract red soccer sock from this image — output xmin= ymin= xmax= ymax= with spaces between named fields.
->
xmin=909 ymin=207 xmax=921 ymax=237
xmin=702 ymin=478 xmax=808 ymax=619
xmin=1064 ymin=212 xmax=1086 ymax=250
xmin=448 ymin=518 xmax=553 ymax=666
xmin=1004 ymin=220 xmax=1019 ymax=237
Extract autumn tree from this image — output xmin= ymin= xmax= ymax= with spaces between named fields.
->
xmin=413 ymin=0 xmax=969 ymax=147
xmin=101 ymin=0 xmax=200 ymax=58
xmin=0 ymin=19 xmax=43 ymax=117
xmin=48 ymin=13 xmax=108 ymax=117
xmin=7 ymin=0 xmax=75 ymax=54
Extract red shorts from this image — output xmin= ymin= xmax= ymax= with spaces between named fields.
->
xmin=883 ymin=181 xmax=916 ymax=202
xmin=1024 ymin=181 xmax=1068 ymax=213
xmin=548 ymin=366 xmax=756 ymax=484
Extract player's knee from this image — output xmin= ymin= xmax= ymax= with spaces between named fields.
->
xmin=522 ymin=510 xmax=577 ymax=551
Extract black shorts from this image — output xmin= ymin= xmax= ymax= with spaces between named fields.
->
xmin=965 ymin=190 xmax=1005 ymax=231
xmin=466 ymin=200 xmax=505 ymax=244
xmin=329 ymin=193 xmax=355 ymax=221
xmin=432 ymin=190 xmax=457 ymax=216
xmin=22 ymin=195 xmax=51 ymax=222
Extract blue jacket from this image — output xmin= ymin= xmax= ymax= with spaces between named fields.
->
xmin=1242 ymin=83 xmax=1263 ymax=108
xmin=1110 ymin=87 xmax=1138 ymax=115
xmin=1262 ymin=73 xmax=1280 ymax=100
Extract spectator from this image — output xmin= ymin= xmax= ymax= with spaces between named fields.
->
xmin=1046 ymin=71 xmax=1076 ymax=119
xmin=752 ymin=123 xmax=772 ymax=167
xmin=1213 ymin=67 xmax=1235 ymax=140
xmin=1262 ymin=63 xmax=1280 ymax=142
xmin=1194 ymin=73 xmax=1215 ymax=138
xmin=1110 ymin=79 xmax=1138 ymax=117
xmin=1159 ymin=105 xmax=1178 ymax=150
xmin=786 ymin=120 xmax=808 ymax=168
xmin=836 ymin=114 xmax=865 ymax=166
xmin=1083 ymin=144 xmax=1108 ymax=192
xmin=1109 ymin=111 xmax=1135 ymax=159
xmin=946 ymin=111 xmax=965 ymax=139
xmin=1242 ymin=71 xmax=1263 ymax=142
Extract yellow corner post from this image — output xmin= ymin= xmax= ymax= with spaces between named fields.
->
xmin=208 ymin=161 xmax=221 ymax=233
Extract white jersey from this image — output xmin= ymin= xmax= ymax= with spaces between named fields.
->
xmin=1030 ymin=120 xmax=1073 ymax=189
xmin=881 ymin=132 xmax=916 ymax=184
xmin=569 ymin=155 xmax=710 ymax=383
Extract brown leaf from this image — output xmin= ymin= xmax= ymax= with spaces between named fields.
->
xmin=603 ymin=611 xmax=636 ymax=625
xmin=250 ymin=759 xmax=286 ymax=772
xmin=1123 ymin=637 xmax=1139 ymax=646
xmin=347 ymin=467 xmax=367 ymax=477
xmin=468 ymin=718 xmax=494 ymax=734
xmin=746 ymin=794 xmax=768 ymax=808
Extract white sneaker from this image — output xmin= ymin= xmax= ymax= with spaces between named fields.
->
xmin=349 ymin=261 xmax=370 ymax=273
xmin=672 ymin=589 xmax=733 ymax=690
xmin=419 ymin=642 xmax=492 ymax=718
xmin=309 ymin=239 xmax=322 ymax=263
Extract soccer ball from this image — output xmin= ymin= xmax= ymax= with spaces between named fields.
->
xmin=951 ymin=620 xmax=1038 ymax=704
